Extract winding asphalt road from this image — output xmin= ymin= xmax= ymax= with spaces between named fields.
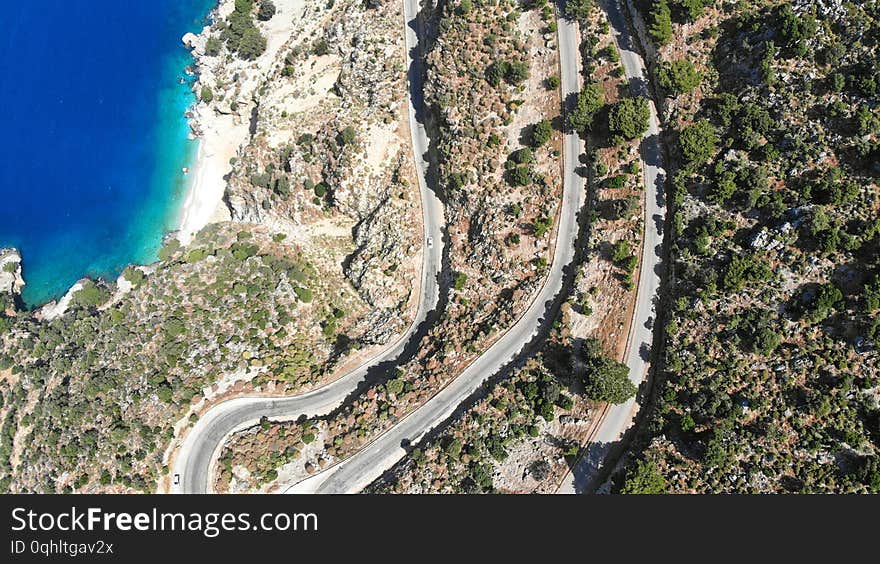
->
xmin=171 ymin=0 xmax=445 ymax=493
xmin=178 ymin=0 xmax=662 ymax=495
xmin=286 ymin=7 xmax=588 ymax=494
xmin=556 ymin=0 xmax=666 ymax=493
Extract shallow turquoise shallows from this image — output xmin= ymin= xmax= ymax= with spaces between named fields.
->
xmin=0 ymin=0 xmax=217 ymax=307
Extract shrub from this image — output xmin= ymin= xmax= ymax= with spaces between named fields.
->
xmin=510 ymin=147 xmax=533 ymax=164
xmin=533 ymin=215 xmax=553 ymax=237
xmin=339 ymin=126 xmax=357 ymax=146
xmin=546 ymin=75 xmax=560 ymax=90
xmin=445 ymin=439 xmax=462 ymax=460
xmin=200 ymin=86 xmax=213 ymax=103
xmin=294 ymin=286 xmax=313 ymax=303
xmin=612 ymin=240 xmax=632 ymax=263
xmin=453 ymin=272 xmax=468 ymax=291
xmin=257 ymin=0 xmax=276 ymax=21
xmin=156 ymin=382 xmax=174 ymax=403
xmin=205 ymin=36 xmax=221 ymax=56
xmin=312 ymin=39 xmax=329 ymax=56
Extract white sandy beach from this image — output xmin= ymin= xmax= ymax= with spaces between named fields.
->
xmin=176 ymin=109 xmax=245 ymax=244
xmin=175 ymin=0 xmax=305 ymax=245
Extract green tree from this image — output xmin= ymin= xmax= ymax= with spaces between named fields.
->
xmin=675 ymin=0 xmax=707 ymax=21
xmin=649 ymin=0 xmax=673 ymax=46
xmin=620 ymin=459 xmax=667 ymax=494
xmin=531 ymin=120 xmax=553 ymax=147
xmin=533 ymin=215 xmax=553 ymax=237
xmin=710 ymin=170 xmax=736 ymax=204
xmin=510 ymin=147 xmax=533 ymax=164
xmin=72 ymin=281 xmax=110 ymax=309
xmin=805 ymin=283 xmax=844 ymax=322
xmin=656 ymin=59 xmax=701 ymax=95
xmin=564 ymin=0 xmax=594 ymax=21
xmin=607 ymin=196 xmax=640 ymax=220
xmin=723 ymin=254 xmax=772 ymax=292
xmin=223 ymin=0 xmax=267 ymax=60
xmin=568 ymin=82 xmax=604 ymax=133
xmin=581 ymin=339 xmax=637 ymax=404
xmin=608 ymin=97 xmax=650 ymax=140
xmin=508 ymin=165 xmax=531 ymax=186
xmin=386 ymin=378 xmax=405 ymax=396
xmin=486 ymin=60 xmax=509 ymax=87
xmin=505 ymin=61 xmax=529 ymax=85
xmin=865 ymin=275 xmax=880 ymax=312
xmin=679 ymin=120 xmax=717 ymax=165
xmin=200 ymin=85 xmax=214 ymax=103
xmin=776 ymin=4 xmax=817 ymax=57
xmin=237 ymin=27 xmax=267 ymax=60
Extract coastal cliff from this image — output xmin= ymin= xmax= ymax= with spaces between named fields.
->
xmin=183 ymin=0 xmax=421 ymax=333
xmin=0 ymin=0 xmax=423 ymax=493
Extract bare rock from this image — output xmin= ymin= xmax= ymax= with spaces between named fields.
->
xmin=0 ymin=248 xmax=25 ymax=297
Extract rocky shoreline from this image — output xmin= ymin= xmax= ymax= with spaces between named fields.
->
xmin=0 ymin=248 xmax=24 ymax=300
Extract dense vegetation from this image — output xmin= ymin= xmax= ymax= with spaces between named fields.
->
xmin=620 ymin=0 xmax=880 ymax=493
xmin=219 ymin=0 xmax=267 ymax=60
xmin=0 ymin=226 xmax=354 ymax=492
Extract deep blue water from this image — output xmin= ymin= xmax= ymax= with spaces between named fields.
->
xmin=0 ymin=0 xmax=216 ymax=307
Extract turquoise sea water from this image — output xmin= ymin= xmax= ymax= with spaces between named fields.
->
xmin=0 ymin=0 xmax=217 ymax=307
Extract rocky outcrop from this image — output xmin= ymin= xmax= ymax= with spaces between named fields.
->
xmin=199 ymin=0 xmax=421 ymax=332
xmin=0 ymin=248 xmax=24 ymax=298
xmin=38 ymin=280 xmax=85 ymax=321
